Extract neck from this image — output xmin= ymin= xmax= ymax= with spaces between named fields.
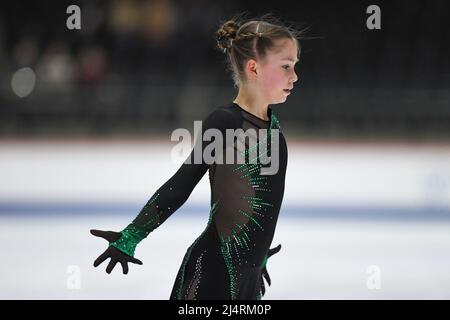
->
xmin=233 ymin=85 xmax=270 ymax=121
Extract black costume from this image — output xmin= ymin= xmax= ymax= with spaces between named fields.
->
xmin=108 ymin=102 xmax=288 ymax=299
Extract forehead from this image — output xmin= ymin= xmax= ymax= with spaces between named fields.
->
xmin=264 ymin=38 xmax=299 ymax=62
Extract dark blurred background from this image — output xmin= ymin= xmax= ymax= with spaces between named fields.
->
xmin=0 ymin=0 xmax=449 ymax=140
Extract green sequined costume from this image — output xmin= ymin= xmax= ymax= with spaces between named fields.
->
xmin=110 ymin=102 xmax=288 ymax=299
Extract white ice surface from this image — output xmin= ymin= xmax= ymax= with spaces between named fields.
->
xmin=1 ymin=215 xmax=449 ymax=299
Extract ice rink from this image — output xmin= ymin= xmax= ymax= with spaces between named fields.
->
xmin=1 ymin=140 xmax=449 ymax=299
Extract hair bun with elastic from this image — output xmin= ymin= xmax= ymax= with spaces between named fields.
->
xmin=216 ymin=20 xmax=240 ymax=52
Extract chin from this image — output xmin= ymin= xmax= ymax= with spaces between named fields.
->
xmin=268 ymin=92 xmax=289 ymax=105
xmin=272 ymin=97 xmax=287 ymax=104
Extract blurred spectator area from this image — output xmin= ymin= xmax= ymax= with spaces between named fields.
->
xmin=0 ymin=0 xmax=449 ymax=139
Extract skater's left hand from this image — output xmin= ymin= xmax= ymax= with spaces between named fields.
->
xmin=260 ymin=244 xmax=281 ymax=297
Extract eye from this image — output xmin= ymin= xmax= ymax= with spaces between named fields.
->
xmin=282 ymin=65 xmax=290 ymax=70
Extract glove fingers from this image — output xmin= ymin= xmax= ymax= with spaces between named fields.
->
xmin=268 ymin=244 xmax=281 ymax=257
xmin=261 ymin=278 xmax=266 ymax=296
xmin=90 ymin=229 xmax=107 ymax=239
xmin=93 ymin=249 xmax=110 ymax=267
xmin=263 ymin=268 xmax=271 ymax=286
xmin=128 ymin=256 xmax=143 ymax=265
xmin=120 ymin=260 xmax=129 ymax=275
xmin=106 ymin=258 xmax=118 ymax=274
xmin=90 ymin=229 xmax=121 ymax=242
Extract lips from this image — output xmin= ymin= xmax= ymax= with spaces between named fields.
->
xmin=283 ymin=89 xmax=291 ymax=93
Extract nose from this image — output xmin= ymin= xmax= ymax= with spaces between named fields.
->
xmin=291 ymin=71 xmax=298 ymax=84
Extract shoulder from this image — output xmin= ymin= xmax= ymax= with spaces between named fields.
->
xmin=202 ymin=105 xmax=241 ymax=130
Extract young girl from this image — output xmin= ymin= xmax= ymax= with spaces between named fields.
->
xmin=91 ymin=14 xmax=300 ymax=300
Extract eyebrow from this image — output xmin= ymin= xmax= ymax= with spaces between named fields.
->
xmin=282 ymin=58 xmax=299 ymax=63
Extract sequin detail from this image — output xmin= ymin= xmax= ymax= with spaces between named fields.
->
xmin=110 ymin=192 xmax=164 ymax=256
xmin=175 ymin=201 xmax=219 ymax=299
xmin=184 ymin=249 xmax=206 ymax=300
xmin=219 ymin=112 xmax=281 ymax=299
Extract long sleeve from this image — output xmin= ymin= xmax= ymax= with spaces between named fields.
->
xmin=110 ymin=107 xmax=239 ymax=256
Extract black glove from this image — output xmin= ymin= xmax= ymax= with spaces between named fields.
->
xmin=90 ymin=229 xmax=143 ymax=274
xmin=260 ymin=244 xmax=281 ymax=296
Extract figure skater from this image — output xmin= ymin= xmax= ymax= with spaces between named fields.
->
xmin=91 ymin=14 xmax=301 ymax=300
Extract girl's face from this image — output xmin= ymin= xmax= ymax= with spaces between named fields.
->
xmin=257 ymin=38 xmax=299 ymax=104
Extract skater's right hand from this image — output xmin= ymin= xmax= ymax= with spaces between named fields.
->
xmin=260 ymin=244 xmax=281 ymax=297
xmin=90 ymin=229 xmax=143 ymax=274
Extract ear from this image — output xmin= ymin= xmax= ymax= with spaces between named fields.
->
xmin=245 ymin=59 xmax=258 ymax=80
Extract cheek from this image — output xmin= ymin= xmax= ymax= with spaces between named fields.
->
xmin=261 ymin=68 xmax=285 ymax=90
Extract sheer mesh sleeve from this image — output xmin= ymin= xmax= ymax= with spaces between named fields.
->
xmin=110 ymin=107 xmax=239 ymax=256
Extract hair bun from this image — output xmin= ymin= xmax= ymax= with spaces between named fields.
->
xmin=216 ymin=20 xmax=240 ymax=52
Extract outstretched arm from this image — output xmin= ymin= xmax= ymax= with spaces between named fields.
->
xmin=108 ymin=151 xmax=209 ymax=257
xmin=91 ymin=107 xmax=238 ymax=274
